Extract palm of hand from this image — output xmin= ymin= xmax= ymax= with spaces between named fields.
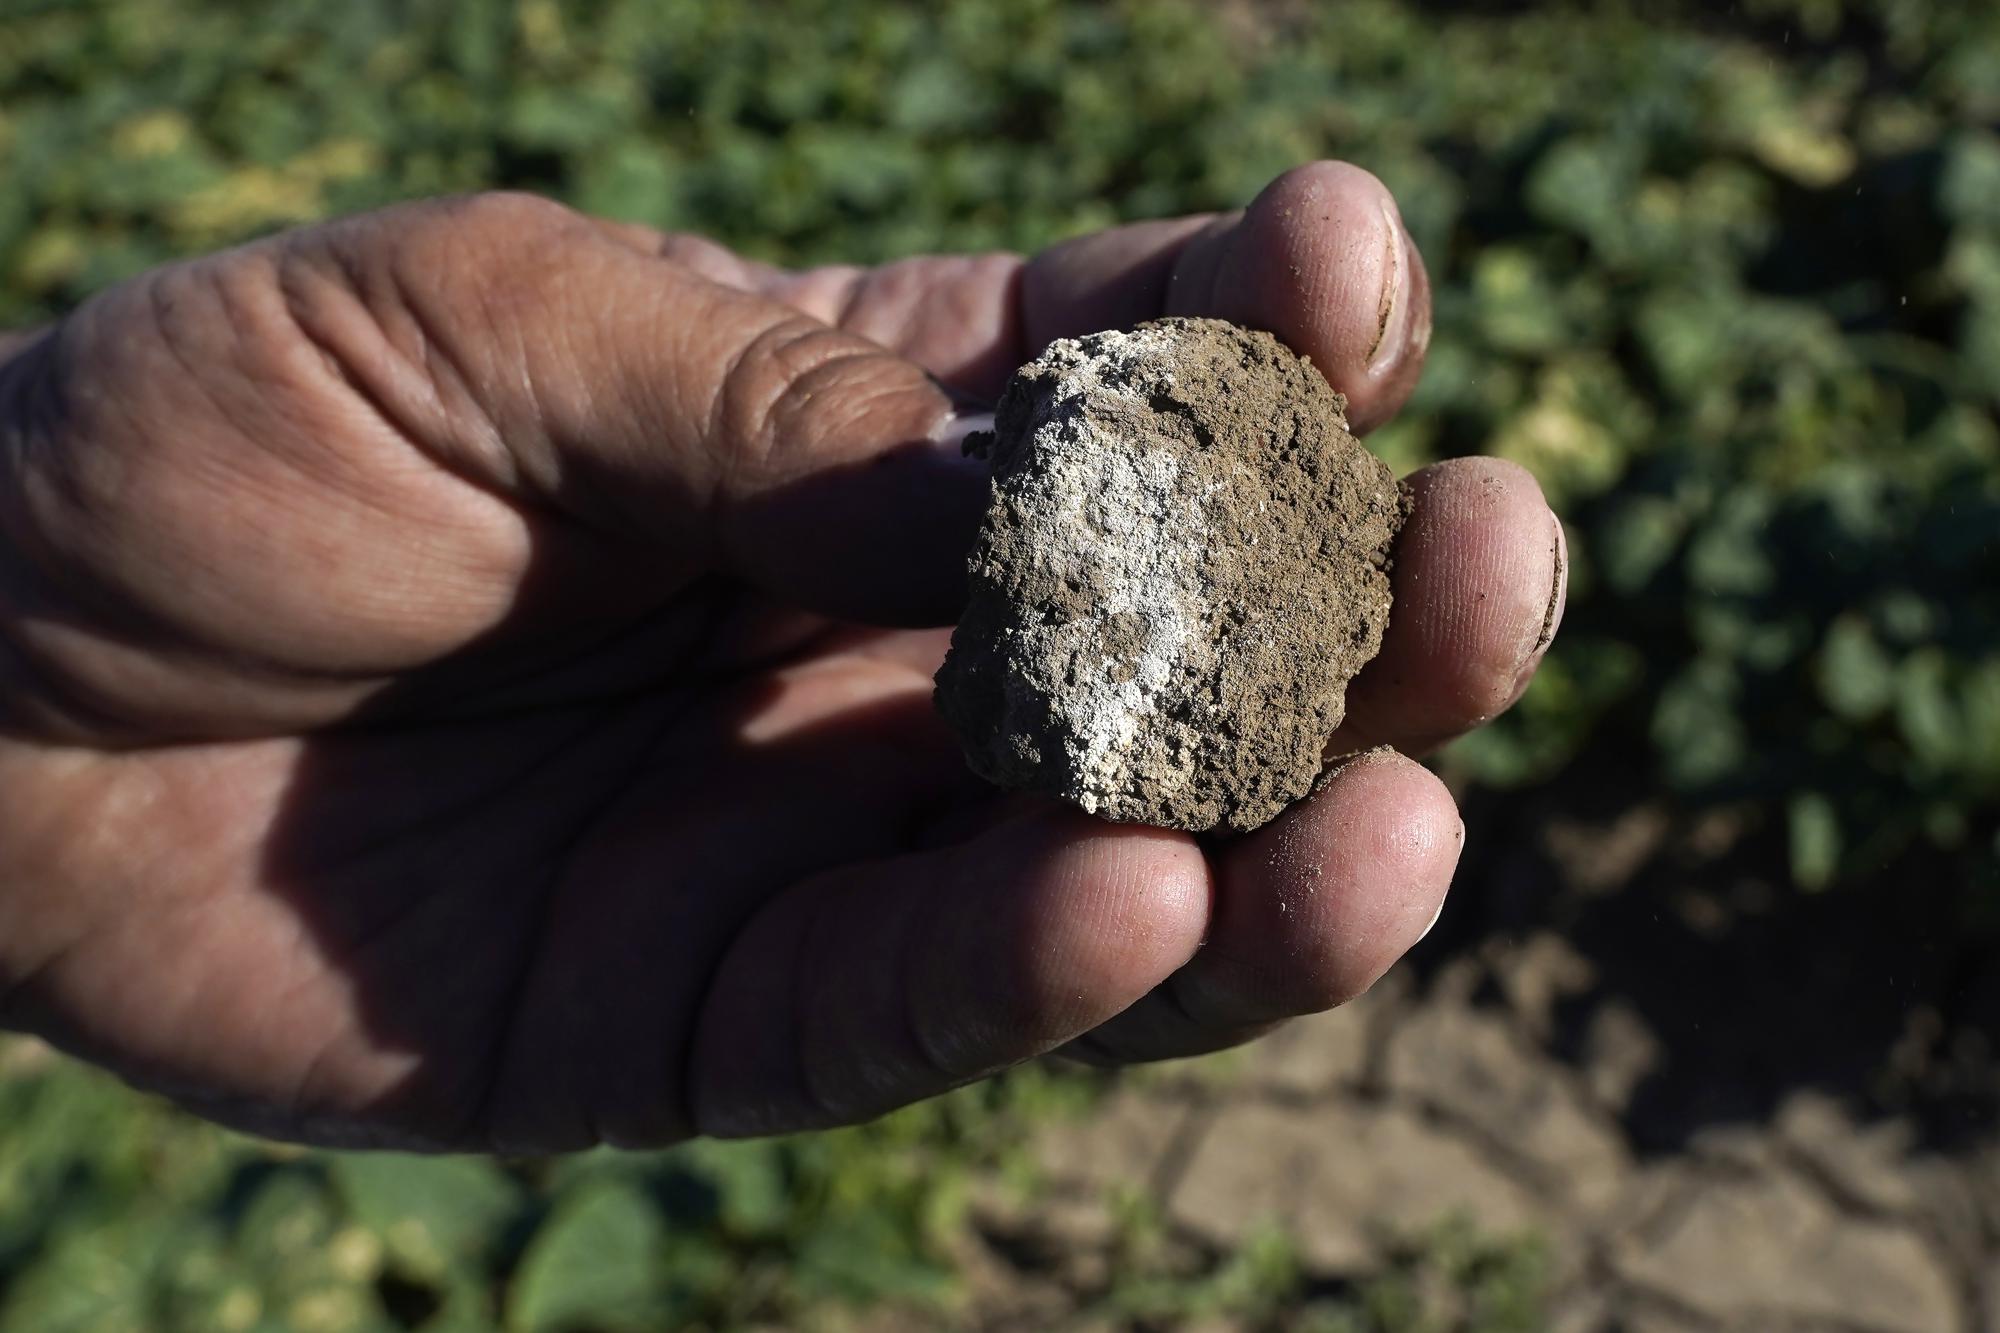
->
xmin=0 ymin=169 xmax=1560 ymax=1152
xmin=14 ymin=601 xmax=1010 ymax=1151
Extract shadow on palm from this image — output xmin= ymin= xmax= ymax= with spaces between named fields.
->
xmin=251 ymin=446 xmax=1007 ymax=1151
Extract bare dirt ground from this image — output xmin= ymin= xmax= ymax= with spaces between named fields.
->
xmin=954 ymin=766 xmax=2000 ymax=1331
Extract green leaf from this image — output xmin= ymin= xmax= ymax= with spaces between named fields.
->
xmin=331 ymin=1153 xmax=520 ymax=1280
xmin=1652 ymin=660 xmax=1745 ymax=790
xmin=235 ymin=1168 xmax=341 ymax=1267
xmin=0 ymin=1218 xmax=173 ymax=1333
xmin=1960 ymin=658 xmax=2000 ymax=781
xmin=1471 ymin=248 xmax=1569 ymax=354
xmin=886 ymin=55 xmax=993 ymax=134
xmin=1898 ymin=649 xmax=1962 ymax=770
xmin=503 ymin=84 xmax=632 ymax=153
xmin=574 ymin=138 xmax=686 ymax=228
xmin=683 ymin=1140 xmax=790 ymax=1238
xmin=1637 ymin=289 xmax=1734 ymax=395
xmin=1819 ymin=615 xmax=1896 ymax=720
xmin=1598 ymin=497 xmax=1683 ymax=594
xmin=507 ymin=1180 xmax=667 ymax=1333
xmin=793 ymin=1206 xmax=954 ymax=1306
xmin=1788 ymin=792 xmax=1842 ymax=890
xmin=1942 ymin=131 xmax=2000 ymax=228
xmin=1525 ymin=134 xmax=1637 ymax=257
xmin=1686 ymin=490 xmax=1777 ymax=598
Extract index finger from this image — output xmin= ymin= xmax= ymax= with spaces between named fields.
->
xmin=1027 ymin=161 xmax=1431 ymax=432
xmin=642 ymin=160 xmax=1433 ymax=430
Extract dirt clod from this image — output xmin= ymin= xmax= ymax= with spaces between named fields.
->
xmin=934 ymin=316 xmax=1406 ymax=834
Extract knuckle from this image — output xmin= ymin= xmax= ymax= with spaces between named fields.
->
xmin=269 ymin=192 xmax=609 ymax=483
xmin=711 ymin=315 xmax=905 ymax=483
xmin=38 ymin=251 xmax=293 ymax=480
xmin=361 ymin=191 xmax=597 ymax=320
xmin=401 ymin=194 xmax=591 ymax=315
xmin=427 ymin=189 xmax=586 ymax=248
xmin=656 ymin=231 xmax=759 ymax=283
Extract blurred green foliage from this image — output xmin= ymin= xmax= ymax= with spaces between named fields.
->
xmin=3 ymin=0 xmax=1998 ymax=1326
xmin=0 ymin=1038 xmax=1098 ymax=1330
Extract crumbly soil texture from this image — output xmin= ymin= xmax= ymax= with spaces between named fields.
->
xmin=934 ymin=316 xmax=1406 ymax=835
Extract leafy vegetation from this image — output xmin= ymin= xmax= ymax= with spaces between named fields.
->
xmin=2 ymin=0 xmax=1995 ymax=1326
xmin=0 ymin=1038 xmax=1093 ymax=1331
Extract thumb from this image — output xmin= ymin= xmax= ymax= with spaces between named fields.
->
xmin=293 ymin=193 xmax=986 ymax=625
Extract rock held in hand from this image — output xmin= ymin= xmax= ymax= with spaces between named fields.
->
xmin=934 ymin=317 xmax=1406 ymax=835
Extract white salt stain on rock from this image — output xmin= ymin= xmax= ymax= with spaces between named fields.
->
xmin=1005 ymin=329 xmax=1212 ymax=814
xmin=1049 ymin=447 xmax=1201 ymax=813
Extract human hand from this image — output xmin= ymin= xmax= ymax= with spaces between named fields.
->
xmin=0 ymin=162 xmax=1563 ymax=1151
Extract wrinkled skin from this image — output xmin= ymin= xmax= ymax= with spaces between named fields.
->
xmin=0 ymin=163 xmax=1564 ymax=1151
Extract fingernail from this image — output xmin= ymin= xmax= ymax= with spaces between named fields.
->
xmin=933 ymin=409 xmax=997 ymax=460
xmin=1509 ymin=512 xmax=1569 ymax=700
xmin=1417 ymin=895 xmax=1448 ymax=944
xmin=1417 ymin=819 xmax=1465 ymax=945
xmin=1365 ymin=209 xmax=1420 ymax=378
